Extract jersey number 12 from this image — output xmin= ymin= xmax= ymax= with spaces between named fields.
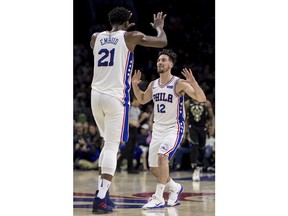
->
xmin=157 ymin=104 xmax=166 ymax=113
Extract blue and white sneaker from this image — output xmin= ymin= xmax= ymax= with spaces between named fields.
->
xmin=167 ymin=183 xmax=183 ymax=207
xmin=142 ymin=194 xmax=165 ymax=209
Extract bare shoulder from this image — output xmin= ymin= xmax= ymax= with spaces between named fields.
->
xmin=91 ymin=32 xmax=100 ymax=40
xmin=90 ymin=32 xmax=100 ymax=49
xmin=175 ymin=78 xmax=187 ymax=96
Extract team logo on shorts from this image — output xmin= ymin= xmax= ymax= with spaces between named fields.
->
xmin=160 ymin=144 xmax=168 ymax=151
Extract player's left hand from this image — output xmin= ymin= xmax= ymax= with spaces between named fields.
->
xmin=181 ymin=68 xmax=197 ymax=85
xmin=127 ymin=12 xmax=135 ymax=29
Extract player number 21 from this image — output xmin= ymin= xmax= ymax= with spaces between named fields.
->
xmin=98 ymin=48 xmax=115 ymax=66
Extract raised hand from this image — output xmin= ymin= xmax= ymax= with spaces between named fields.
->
xmin=127 ymin=11 xmax=135 ymax=29
xmin=150 ymin=12 xmax=167 ymax=29
xmin=132 ymin=70 xmax=142 ymax=85
xmin=181 ymin=68 xmax=197 ymax=84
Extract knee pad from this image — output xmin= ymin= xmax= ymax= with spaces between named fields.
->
xmin=100 ymin=143 xmax=119 ymax=176
xmin=98 ymin=150 xmax=104 ymax=167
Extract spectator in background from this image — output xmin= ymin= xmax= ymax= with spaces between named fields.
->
xmin=172 ymin=127 xmax=215 ymax=172
xmin=74 ymin=123 xmax=103 ymax=170
xmin=87 ymin=124 xmax=103 ymax=149
xmin=73 ymin=122 xmax=90 ymax=165
xmin=74 ymin=122 xmax=89 ymax=147
xmin=117 ymin=96 xmax=150 ymax=174
xmin=203 ymin=125 xmax=215 ymax=172
xmin=82 ymin=121 xmax=89 ymax=134
xmin=185 ymin=98 xmax=215 ymax=181
xmin=74 ymin=138 xmax=100 ymax=170
xmin=172 ymin=131 xmax=193 ymax=171
xmin=136 ymin=123 xmax=151 ymax=171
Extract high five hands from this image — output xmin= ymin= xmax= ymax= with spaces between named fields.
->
xmin=150 ymin=12 xmax=167 ymax=29
xmin=127 ymin=11 xmax=167 ymax=30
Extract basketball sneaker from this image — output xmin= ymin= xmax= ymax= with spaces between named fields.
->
xmin=192 ymin=167 xmax=201 ymax=181
xmin=92 ymin=197 xmax=113 ymax=214
xmin=167 ymin=183 xmax=183 ymax=207
xmin=142 ymin=194 xmax=165 ymax=209
xmin=95 ymin=190 xmax=115 ymax=208
xmin=105 ymin=190 xmax=115 ymax=208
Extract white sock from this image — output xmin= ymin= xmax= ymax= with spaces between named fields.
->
xmin=155 ymin=183 xmax=165 ymax=199
xmin=166 ymin=178 xmax=178 ymax=190
xmin=97 ymin=176 xmax=101 ymax=189
xmin=97 ymin=178 xmax=111 ymax=199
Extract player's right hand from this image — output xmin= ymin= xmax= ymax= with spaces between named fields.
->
xmin=132 ymin=70 xmax=142 ymax=85
xmin=150 ymin=12 xmax=167 ymax=29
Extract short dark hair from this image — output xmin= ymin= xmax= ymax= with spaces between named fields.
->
xmin=158 ymin=49 xmax=177 ymax=65
xmin=108 ymin=7 xmax=131 ymax=25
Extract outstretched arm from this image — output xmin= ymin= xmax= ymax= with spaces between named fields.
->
xmin=131 ymin=70 xmax=153 ymax=104
xmin=147 ymin=11 xmax=167 ymax=46
xmin=129 ymin=12 xmax=167 ymax=48
xmin=178 ymin=68 xmax=206 ymax=102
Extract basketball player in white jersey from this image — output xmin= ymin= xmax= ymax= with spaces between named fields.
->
xmin=90 ymin=7 xmax=167 ymax=214
xmin=132 ymin=49 xmax=206 ymax=209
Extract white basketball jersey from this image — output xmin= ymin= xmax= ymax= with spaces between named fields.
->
xmin=91 ymin=30 xmax=134 ymax=105
xmin=152 ymin=76 xmax=186 ymax=125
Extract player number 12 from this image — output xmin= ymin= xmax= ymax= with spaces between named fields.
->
xmin=157 ymin=104 xmax=166 ymax=113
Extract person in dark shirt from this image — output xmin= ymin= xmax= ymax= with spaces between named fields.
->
xmin=185 ymin=98 xmax=215 ymax=181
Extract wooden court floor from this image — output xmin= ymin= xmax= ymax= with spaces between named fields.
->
xmin=74 ymin=170 xmax=215 ymax=216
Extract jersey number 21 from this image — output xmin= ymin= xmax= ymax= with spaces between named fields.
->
xmin=98 ymin=48 xmax=115 ymax=66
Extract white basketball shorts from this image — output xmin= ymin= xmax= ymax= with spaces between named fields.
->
xmin=91 ymin=89 xmax=129 ymax=143
xmin=148 ymin=122 xmax=185 ymax=167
